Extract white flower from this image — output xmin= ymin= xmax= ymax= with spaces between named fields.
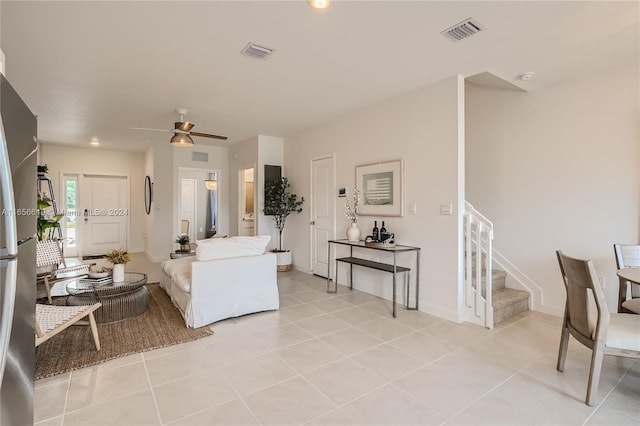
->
xmin=345 ymin=190 xmax=360 ymax=223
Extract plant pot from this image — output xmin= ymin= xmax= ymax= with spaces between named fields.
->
xmin=179 ymin=244 xmax=190 ymax=252
xmin=112 ymin=263 xmax=125 ymax=282
xmin=274 ymin=250 xmax=292 ymax=272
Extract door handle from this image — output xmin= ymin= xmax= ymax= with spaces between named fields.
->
xmin=310 ymin=221 xmax=316 ymax=226
xmin=84 ymin=208 xmax=89 ymax=222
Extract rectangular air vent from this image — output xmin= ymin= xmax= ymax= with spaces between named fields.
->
xmin=441 ymin=18 xmax=484 ymax=42
xmin=241 ymin=42 xmax=275 ymax=60
xmin=192 ymin=152 xmax=208 ymax=162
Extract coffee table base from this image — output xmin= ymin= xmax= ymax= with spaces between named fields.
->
xmin=67 ymin=286 xmax=148 ymax=323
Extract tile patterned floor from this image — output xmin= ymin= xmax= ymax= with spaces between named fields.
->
xmin=35 ymin=257 xmax=640 ymax=425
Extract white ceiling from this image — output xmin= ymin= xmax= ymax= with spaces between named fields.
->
xmin=1 ymin=1 xmax=638 ymax=152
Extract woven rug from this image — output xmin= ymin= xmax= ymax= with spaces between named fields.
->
xmin=35 ymin=283 xmax=213 ymax=380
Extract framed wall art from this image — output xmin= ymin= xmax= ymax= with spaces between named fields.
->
xmin=356 ymin=159 xmax=403 ymax=216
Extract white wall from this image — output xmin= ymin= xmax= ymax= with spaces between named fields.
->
xmin=284 ymin=76 xmax=464 ymax=321
xmin=40 ymin=145 xmax=145 ymax=252
xmin=257 ymin=135 xmax=284 ymax=250
xmin=466 ymin=60 xmax=640 ymax=314
xmin=229 ymin=136 xmax=259 ymax=237
xmin=228 ymin=135 xmax=283 ymax=250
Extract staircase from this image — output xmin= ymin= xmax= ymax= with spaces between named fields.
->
xmin=487 ymin=269 xmax=529 ymax=325
xmin=464 ymin=202 xmax=529 ymax=328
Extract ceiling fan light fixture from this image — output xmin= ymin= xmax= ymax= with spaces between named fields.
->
xmin=170 ymin=133 xmax=194 ymax=147
xmin=309 ymin=0 xmax=330 ymax=10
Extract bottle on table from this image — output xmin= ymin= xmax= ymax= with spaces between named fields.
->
xmin=380 ymin=221 xmax=387 ymax=235
xmin=372 ymin=220 xmax=379 ymax=241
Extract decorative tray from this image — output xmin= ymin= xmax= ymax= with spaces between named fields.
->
xmin=364 ymin=241 xmax=396 ymax=248
xmin=88 ymin=271 xmax=111 ymax=279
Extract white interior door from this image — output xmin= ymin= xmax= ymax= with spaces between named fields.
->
xmin=79 ymin=174 xmax=128 ymax=256
xmin=180 ymin=178 xmax=197 ymax=242
xmin=311 ymin=155 xmax=334 ymax=277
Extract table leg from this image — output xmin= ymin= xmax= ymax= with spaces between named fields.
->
xmin=393 ymin=252 xmax=397 ymax=318
xmin=415 ymin=249 xmax=420 ymax=310
xmin=327 ymin=241 xmax=335 ymax=293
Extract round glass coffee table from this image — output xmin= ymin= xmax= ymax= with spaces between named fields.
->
xmin=66 ymin=272 xmax=148 ymax=323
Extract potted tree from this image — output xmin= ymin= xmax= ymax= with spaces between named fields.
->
xmin=264 ymin=177 xmax=304 ymax=271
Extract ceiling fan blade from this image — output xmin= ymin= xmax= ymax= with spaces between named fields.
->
xmin=130 ymin=127 xmax=174 ymax=133
xmin=190 ymin=131 xmax=228 ymax=141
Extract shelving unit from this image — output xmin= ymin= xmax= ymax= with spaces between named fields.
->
xmin=37 ymin=174 xmax=63 ymax=241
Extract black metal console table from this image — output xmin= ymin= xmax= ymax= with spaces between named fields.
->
xmin=327 ymin=239 xmax=420 ymax=317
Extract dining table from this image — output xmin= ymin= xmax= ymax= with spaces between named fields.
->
xmin=615 ymin=267 xmax=640 ymax=313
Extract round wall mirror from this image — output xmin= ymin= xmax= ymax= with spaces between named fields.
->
xmin=144 ymin=175 xmax=153 ymax=214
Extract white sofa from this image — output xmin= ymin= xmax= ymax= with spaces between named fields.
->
xmin=160 ymin=236 xmax=279 ymax=328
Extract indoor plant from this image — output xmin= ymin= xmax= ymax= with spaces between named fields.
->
xmin=175 ymin=235 xmax=190 ymax=252
xmin=105 ymin=249 xmax=131 ymax=282
xmin=36 ymin=197 xmax=63 ymax=241
xmin=264 ymin=176 xmax=304 ymax=271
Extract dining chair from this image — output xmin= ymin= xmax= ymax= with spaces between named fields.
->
xmin=180 ymin=219 xmax=190 ymax=236
xmin=36 ymin=239 xmax=92 ymax=303
xmin=556 ymin=251 xmax=640 ymax=406
xmin=35 ymin=302 xmax=102 ymax=350
xmin=613 ymin=244 xmax=640 ymax=314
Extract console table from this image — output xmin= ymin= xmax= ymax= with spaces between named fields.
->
xmin=327 ymin=239 xmax=420 ymax=317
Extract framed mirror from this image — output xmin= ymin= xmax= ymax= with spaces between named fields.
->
xmin=144 ymin=175 xmax=152 ymax=215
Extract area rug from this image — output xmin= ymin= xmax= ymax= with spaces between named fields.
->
xmin=35 ymin=283 xmax=213 ymax=380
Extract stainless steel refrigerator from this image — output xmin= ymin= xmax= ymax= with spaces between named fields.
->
xmin=0 ymin=73 xmax=37 ymax=426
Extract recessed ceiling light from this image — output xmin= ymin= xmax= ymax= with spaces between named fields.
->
xmin=518 ymin=72 xmax=535 ymax=81
xmin=90 ymin=137 xmax=100 ymax=146
xmin=309 ymin=0 xmax=330 ymax=10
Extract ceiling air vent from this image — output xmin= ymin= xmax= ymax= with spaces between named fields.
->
xmin=241 ymin=42 xmax=275 ymax=60
xmin=192 ymin=152 xmax=208 ymax=162
xmin=441 ymin=18 xmax=484 ymax=42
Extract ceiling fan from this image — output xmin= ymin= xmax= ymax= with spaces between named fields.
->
xmin=131 ymin=108 xmax=228 ymax=146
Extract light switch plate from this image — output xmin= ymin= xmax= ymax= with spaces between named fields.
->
xmin=440 ymin=203 xmax=453 ymax=215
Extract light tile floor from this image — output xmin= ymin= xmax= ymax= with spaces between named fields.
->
xmin=35 ymin=255 xmax=640 ymax=425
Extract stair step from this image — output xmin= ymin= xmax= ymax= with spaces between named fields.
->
xmin=492 ymin=288 xmax=529 ymax=324
xmin=471 ymin=269 xmax=506 ymax=296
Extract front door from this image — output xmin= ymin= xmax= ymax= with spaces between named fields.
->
xmin=79 ymin=175 xmax=128 ymax=256
xmin=310 ymin=155 xmax=334 ymax=277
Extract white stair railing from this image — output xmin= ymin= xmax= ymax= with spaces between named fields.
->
xmin=463 ymin=201 xmax=494 ymax=329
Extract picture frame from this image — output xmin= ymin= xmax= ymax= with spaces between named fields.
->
xmin=356 ymin=159 xmax=403 ymax=216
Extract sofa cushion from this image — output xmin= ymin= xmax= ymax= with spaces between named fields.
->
xmin=161 ymin=257 xmax=194 ymax=279
xmin=196 ymin=235 xmax=271 ymax=261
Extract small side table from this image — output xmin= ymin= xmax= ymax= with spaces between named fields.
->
xmin=170 ymin=251 xmax=196 ymax=259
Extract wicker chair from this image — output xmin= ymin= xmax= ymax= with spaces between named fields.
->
xmin=36 ymin=239 xmax=92 ymax=303
xmin=35 ymin=303 xmax=102 ymax=350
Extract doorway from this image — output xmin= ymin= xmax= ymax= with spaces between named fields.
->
xmin=177 ymin=167 xmax=219 ymax=241
xmin=310 ymin=155 xmax=335 ymax=277
xmin=239 ymin=167 xmax=255 ymax=236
